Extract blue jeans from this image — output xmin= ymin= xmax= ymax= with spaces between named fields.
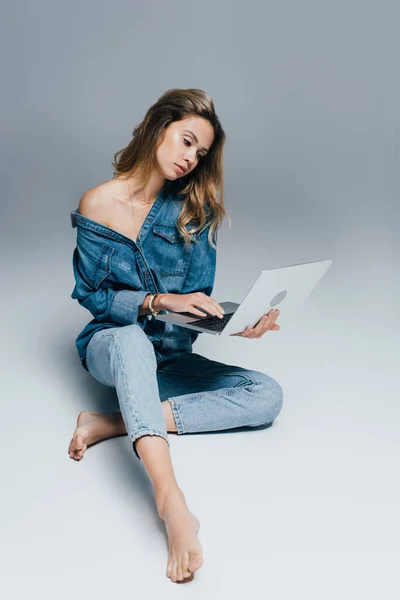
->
xmin=85 ymin=324 xmax=283 ymax=460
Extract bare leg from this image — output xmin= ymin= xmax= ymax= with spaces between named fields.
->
xmin=68 ymin=404 xmax=203 ymax=583
xmin=68 ymin=401 xmax=176 ymax=460
xmin=136 ymin=435 xmax=203 ymax=583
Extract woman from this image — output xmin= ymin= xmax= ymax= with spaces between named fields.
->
xmin=68 ymin=88 xmax=283 ymax=583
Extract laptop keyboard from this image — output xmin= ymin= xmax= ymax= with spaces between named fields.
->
xmin=188 ymin=312 xmax=235 ymax=332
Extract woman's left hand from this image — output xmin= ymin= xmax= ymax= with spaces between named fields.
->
xmin=230 ymin=309 xmax=280 ymax=338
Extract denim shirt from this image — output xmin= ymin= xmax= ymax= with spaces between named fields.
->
xmin=70 ymin=182 xmax=217 ymax=371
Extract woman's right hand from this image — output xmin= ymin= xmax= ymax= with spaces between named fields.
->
xmin=159 ymin=292 xmax=225 ymax=319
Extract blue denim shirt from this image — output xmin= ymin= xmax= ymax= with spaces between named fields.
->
xmin=70 ymin=182 xmax=217 ymax=371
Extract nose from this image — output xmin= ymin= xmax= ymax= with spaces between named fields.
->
xmin=183 ymin=149 xmax=198 ymax=169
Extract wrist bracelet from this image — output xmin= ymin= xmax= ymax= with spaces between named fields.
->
xmin=149 ymin=293 xmax=161 ymax=317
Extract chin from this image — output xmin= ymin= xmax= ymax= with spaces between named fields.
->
xmin=160 ymin=168 xmax=175 ymax=181
xmin=166 ymin=164 xmax=178 ymax=177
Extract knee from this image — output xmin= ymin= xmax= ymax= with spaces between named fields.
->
xmin=249 ymin=372 xmax=283 ymax=426
xmin=110 ymin=324 xmax=155 ymax=359
xmin=113 ymin=323 xmax=148 ymax=343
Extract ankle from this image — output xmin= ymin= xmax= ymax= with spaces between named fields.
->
xmin=155 ymin=485 xmax=186 ymax=518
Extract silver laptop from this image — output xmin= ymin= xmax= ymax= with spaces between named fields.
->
xmin=155 ymin=259 xmax=333 ymax=336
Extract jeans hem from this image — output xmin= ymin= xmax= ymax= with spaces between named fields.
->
xmin=130 ymin=429 xmax=170 ymax=460
xmin=168 ymin=398 xmax=185 ymax=435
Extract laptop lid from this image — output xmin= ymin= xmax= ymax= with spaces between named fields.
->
xmin=155 ymin=259 xmax=333 ymax=336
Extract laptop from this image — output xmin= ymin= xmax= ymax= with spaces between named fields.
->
xmin=154 ymin=259 xmax=333 ymax=336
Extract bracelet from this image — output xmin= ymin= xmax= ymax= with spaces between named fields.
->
xmin=149 ymin=293 xmax=161 ymax=317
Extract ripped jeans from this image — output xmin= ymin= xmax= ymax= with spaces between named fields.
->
xmin=85 ymin=324 xmax=283 ymax=460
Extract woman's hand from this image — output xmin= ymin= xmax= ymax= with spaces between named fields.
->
xmin=230 ymin=309 xmax=280 ymax=338
xmin=160 ymin=292 xmax=225 ymax=319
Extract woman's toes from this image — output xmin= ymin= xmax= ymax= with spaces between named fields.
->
xmin=188 ymin=552 xmax=203 ymax=573
xmin=181 ymin=555 xmax=190 ymax=577
xmin=177 ymin=559 xmax=194 ymax=583
xmin=171 ymin=561 xmax=179 ymax=582
xmin=168 ymin=559 xmax=175 ymax=581
xmin=74 ymin=433 xmax=84 ymax=452
xmin=69 ymin=447 xmax=82 ymax=461
xmin=77 ymin=442 xmax=87 ymax=458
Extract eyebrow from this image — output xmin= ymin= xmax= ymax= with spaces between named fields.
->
xmin=183 ymin=129 xmax=209 ymax=153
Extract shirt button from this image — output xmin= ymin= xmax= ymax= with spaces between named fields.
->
xmin=148 ymin=218 xmax=153 ymax=222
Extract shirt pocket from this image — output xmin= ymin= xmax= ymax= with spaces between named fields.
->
xmin=149 ymin=223 xmax=193 ymax=277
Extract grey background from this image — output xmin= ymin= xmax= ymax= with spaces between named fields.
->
xmin=1 ymin=0 xmax=399 ymax=597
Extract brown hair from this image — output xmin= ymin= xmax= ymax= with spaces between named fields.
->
xmin=112 ymin=88 xmax=231 ymax=249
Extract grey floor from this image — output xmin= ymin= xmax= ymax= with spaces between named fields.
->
xmin=1 ymin=247 xmax=398 ymax=599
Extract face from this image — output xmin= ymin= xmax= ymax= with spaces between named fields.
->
xmin=155 ymin=116 xmax=215 ymax=180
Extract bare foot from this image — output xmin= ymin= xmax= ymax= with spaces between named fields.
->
xmin=68 ymin=410 xmax=125 ymax=461
xmin=156 ymin=488 xmax=203 ymax=583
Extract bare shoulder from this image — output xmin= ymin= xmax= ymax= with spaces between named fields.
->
xmin=78 ymin=180 xmax=117 ymax=226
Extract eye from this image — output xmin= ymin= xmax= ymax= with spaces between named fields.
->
xmin=183 ymin=138 xmax=203 ymax=159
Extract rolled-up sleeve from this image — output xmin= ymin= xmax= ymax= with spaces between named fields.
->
xmin=110 ymin=289 xmax=150 ymax=324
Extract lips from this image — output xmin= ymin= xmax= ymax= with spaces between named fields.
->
xmin=175 ymin=164 xmax=186 ymax=173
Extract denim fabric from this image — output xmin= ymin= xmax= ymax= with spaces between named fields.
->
xmin=70 ymin=180 xmax=217 ymax=370
xmin=85 ymin=324 xmax=283 ymax=460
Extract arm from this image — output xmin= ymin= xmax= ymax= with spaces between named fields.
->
xmin=71 ymin=189 xmax=161 ymax=324
xmin=71 ymin=245 xmax=152 ymax=325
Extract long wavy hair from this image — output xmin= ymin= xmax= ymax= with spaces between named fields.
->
xmin=112 ymin=88 xmax=231 ymax=249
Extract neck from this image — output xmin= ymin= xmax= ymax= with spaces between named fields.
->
xmin=118 ymin=169 xmax=169 ymax=204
